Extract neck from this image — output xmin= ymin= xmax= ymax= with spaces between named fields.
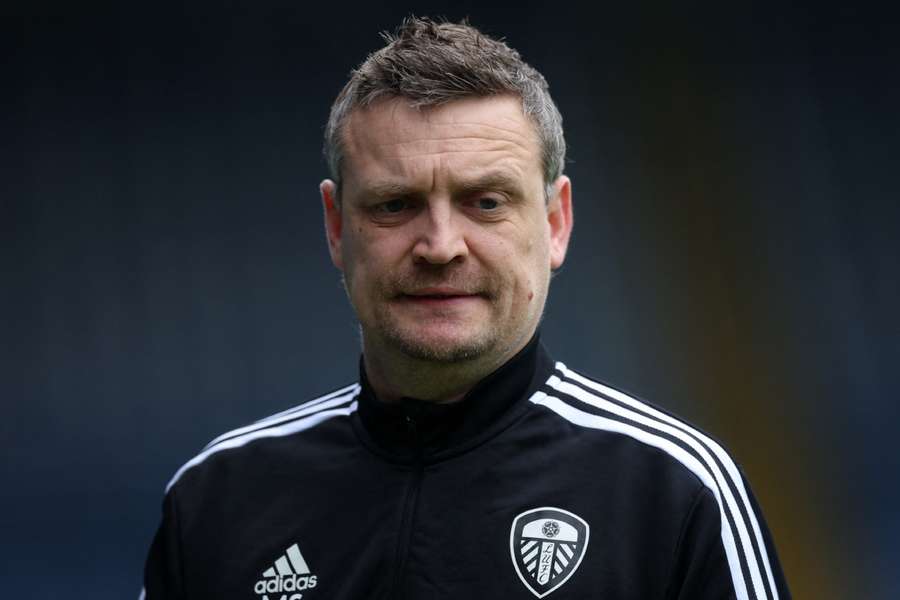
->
xmin=362 ymin=333 xmax=534 ymax=404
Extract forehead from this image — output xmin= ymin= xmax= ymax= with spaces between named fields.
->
xmin=341 ymin=95 xmax=542 ymax=191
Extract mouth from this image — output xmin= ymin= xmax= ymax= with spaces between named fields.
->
xmin=400 ymin=287 xmax=485 ymax=305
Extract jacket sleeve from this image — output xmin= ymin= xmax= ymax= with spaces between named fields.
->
xmin=667 ymin=484 xmax=792 ymax=600
xmin=142 ymin=490 xmax=186 ymax=600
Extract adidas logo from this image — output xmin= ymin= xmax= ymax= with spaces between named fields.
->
xmin=253 ymin=543 xmax=318 ymax=599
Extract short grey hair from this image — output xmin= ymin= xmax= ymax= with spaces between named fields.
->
xmin=323 ymin=16 xmax=566 ymax=200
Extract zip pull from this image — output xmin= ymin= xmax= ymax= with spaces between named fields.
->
xmin=403 ymin=414 xmax=419 ymax=440
xmin=403 ymin=414 xmax=425 ymax=462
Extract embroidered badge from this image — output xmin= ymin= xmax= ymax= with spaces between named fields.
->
xmin=510 ymin=507 xmax=589 ymax=598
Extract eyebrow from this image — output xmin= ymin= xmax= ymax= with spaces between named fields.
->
xmin=364 ymin=172 xmax=525 ymax=199
xmin=455 ymin=172 xmax=525 ymax=197
xmin=367 ymin=181 xmax=415 ymax=199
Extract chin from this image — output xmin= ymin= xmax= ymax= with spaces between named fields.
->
xmin=386 ymin=327 xmax=498 ymax=363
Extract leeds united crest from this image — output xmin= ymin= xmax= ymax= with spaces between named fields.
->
xmin=510 ymin=507 xmax=589 ymax=598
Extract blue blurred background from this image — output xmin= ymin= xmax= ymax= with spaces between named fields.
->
xmin=4 ymin=3 xmax=898 ymax=598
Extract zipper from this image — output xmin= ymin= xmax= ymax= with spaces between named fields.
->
xmin=389 ymin=415 xmax=424 ymax=600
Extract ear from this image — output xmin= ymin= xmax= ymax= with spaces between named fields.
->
xmin=320 ymin=179 xmax=344 ymax=270
xmin=546 ymin=175 xmax=573 ymax=269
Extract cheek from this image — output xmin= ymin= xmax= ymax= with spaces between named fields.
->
xmin=339 ymin=231 xmax=374 ymax=299
xmin=343 ymin=228 xmax=406 ymax=291
xmin=513 ymin=230 xmax=551 ymax=307
xmin=494 ymin=236 xmax=540 ymax=305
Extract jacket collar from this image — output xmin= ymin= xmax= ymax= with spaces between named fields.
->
xmin=353 ymin=333 xmax=554 ymax=463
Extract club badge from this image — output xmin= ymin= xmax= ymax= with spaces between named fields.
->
xmin=509 ymin=507 xmax=589 ymax=598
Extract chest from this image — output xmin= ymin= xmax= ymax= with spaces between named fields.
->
xmin=180 ymin=443 xmax=683 ymax=600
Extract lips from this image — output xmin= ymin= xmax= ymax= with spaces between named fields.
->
xmin=399 ymin=287 xmax=484 ymax=306
xmin=404 ymin=287 xmax=478 ymax=298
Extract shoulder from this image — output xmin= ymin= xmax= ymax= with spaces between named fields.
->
xmin=529 ymin=360 xmax=748 ymax=494
xmin=530 ymin=362 xmax=784 ymax=600
xmin=164 ymin=382 xmax=360 ymax=494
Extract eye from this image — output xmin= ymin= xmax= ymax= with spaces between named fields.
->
xmin=368 ymin=197 xmax=417 ymax=225
xmin=475 ymin=197 xmax=501 ymax=211
xmin=463 ymin=193 xmax=509 ymax=221
xmin=376 ymin=198 xmax=408 ymax=214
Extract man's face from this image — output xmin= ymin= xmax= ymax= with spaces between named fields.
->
xmin=321 ymin=95 xmax=572 ymax=366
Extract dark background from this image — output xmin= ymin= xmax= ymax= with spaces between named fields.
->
xmin=4 ymin=3 xmax=898 ymax=599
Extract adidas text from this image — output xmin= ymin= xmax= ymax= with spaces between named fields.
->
xmin=254 ymin=574 xmax=317 ymax=595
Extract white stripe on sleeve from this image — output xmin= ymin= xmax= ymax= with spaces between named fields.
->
xmin=165 ymin=399 xmax=358 ymax=493
xmin=556 ymin=363 xmax=779 ymax=600
xmin=530 ymin=391 xmax=752 ymax=600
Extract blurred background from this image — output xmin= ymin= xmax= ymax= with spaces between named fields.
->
xmin=3 ymin=2 xmax=898 ymax=598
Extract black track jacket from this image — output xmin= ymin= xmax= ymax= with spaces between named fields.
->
xmin=143 ymin=336 xmax=791 ymax=600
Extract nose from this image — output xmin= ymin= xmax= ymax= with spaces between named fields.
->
xmin=411 ymin=201 xmax=468 ymax=265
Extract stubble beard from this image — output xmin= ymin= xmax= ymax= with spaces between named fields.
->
xmin=373 ymin=310 xmax=500 ymax=363
xmin=350 ymin=266 xmax=510 ymax=364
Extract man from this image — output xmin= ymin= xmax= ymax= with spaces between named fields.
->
xmin=143 ymin=17 xmax=790 ymax=600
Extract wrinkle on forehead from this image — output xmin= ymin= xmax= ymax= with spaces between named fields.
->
xmin=348 ymin=97 xmax=537 ymax=148
xmin=342 ymin=96 xmax=542 ymax=192
xmin=376 ymin=142 xmax=532 ymax=162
